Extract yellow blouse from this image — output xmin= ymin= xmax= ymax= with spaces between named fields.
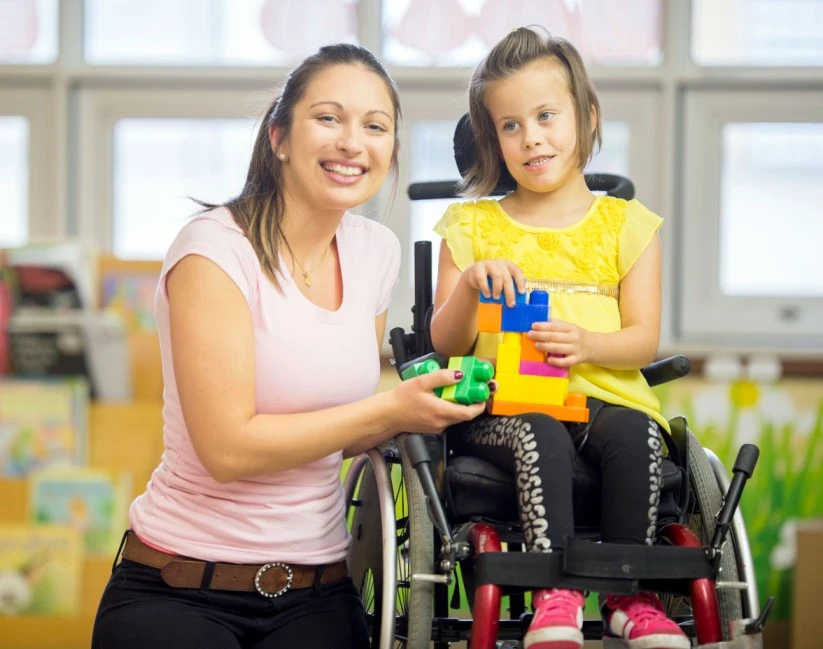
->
xmin=433 ymin=195 xmax=669 ymax=431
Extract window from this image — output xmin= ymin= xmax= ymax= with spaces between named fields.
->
xmin=382 ymin=0 xmax=662 ymax=67
xmin=112 ymin=119 xmax=256 ymax=259
xmin=84 ymin=0 xmax=359 ymax=65
xmin=720 ymin=123 xmax=823 ymax=298
xmin=681 ymin=89 xmax=823 ymax=342
xmin=692 ymin=0 xmax=823 ymax=66
xmin=0 ymin=0 xmax=58 ymax=64
xmin=0 ymin=116 xmax=29 ymax=247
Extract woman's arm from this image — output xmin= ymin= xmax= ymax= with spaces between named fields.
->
xmin=168 ymin=256 xmax=483 ymax=482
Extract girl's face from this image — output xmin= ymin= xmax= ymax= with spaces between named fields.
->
xmin=273 ymin=63 xmax=396 ymax=215
xmin=485 ymin=58 xmax=582 ymax=196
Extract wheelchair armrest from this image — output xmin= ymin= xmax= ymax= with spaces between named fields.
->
xmin=641 ymin=355 xmax=691 ymax=387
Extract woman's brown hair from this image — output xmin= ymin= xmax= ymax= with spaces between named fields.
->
xmin=197 ymin=43 xmax=401 ymax=289
xmin=459 ymin=27 xmax=602 ymax=198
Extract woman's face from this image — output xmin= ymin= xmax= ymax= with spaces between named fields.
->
xmin=273 ymin=63 xmax=396 ymax=215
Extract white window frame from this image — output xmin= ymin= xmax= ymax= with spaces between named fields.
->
xmin=0 ymin=85 xmax=59 ymax=240
xmin=76 ymin=85 xmax=273 ymax=250
xmin=680 ymin=88 xmax=823 ymax=346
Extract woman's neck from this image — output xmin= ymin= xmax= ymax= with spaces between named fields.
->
xmin=501 ymin=173 xmax=595 ymax=228
xmin=280 ymin=194 xmax=342 ymax=264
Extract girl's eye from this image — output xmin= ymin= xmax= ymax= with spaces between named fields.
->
xmin=538 ymin=111 xmax=554 ymax=121
xmin=502 ymin=121 xmax=518 ymax=132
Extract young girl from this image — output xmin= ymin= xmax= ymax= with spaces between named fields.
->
xmin=430 ymin=28 xmax=690 ymax=649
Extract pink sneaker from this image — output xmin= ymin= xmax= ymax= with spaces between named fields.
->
xmin=602 ymin=592 xmax=691 ymax=649
xmin=523 ymin=588 xmax=585 ymax=649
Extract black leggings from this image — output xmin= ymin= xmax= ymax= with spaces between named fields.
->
xmin=91 ymin=558 xmax=369 ymax=649
xmin=449 ymin=402 xmax=664 ymax=551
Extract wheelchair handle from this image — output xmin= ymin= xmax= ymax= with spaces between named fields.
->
xmin=710 ymin=444 xmax=759 ymax=555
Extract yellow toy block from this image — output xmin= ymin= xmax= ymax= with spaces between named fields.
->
xmin=495 ymin=332 xmax=521 ymax=374
xmin=474 ymin=332 xmax=502 ymax=360
xmin=488 ymin=398 xmax=590 ymax=423
xmin=478 ymin=302 xmax=502 ymax=333
xmin=520 ymin=333 xmax=544 ymax=362
xmin=494 ymin=373 xmax=569 ymax=406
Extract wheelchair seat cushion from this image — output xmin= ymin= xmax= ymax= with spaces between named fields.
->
xmin=445 ymin=454 xmax=684 ymax=529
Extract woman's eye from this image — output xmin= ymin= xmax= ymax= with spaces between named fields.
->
xmin=367 ymin=123 xmax=388 ymax=133
xmin=317 ymin=114 xmax=337 ymax=123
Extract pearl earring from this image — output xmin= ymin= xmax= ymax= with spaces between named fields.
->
xmin=278 ymin=152 xmax=286 ymax=161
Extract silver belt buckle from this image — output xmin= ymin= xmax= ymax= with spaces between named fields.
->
xmin=254 ymin=562 xmax=293 ymax=598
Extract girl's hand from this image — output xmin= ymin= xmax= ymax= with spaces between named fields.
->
xmin=528 ymin=320 xmax=593 ymax=367
xmin=463 ymin=259 xmax=527 ymax=308
xmin=388 ymin=369 xmax=488 ymax=434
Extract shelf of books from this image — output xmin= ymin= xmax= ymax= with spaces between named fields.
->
xmin=1 ymin=250 xmax=165 ymax=647
xmin=0 ymin=379 xmax=164 ymax=647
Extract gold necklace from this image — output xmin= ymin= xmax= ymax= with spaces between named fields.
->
xmin=292 ymin=244 xmax=331 ymax=287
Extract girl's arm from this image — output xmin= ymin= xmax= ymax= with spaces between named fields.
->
xmin=168 ymin=255 xmax=485 ymax=483
xmin=531 ymin=232 xmax=662 ymax=370
xmin=430 ymin=241 xmax=480 ymax=358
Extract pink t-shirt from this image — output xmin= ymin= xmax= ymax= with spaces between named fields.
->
xmin=129 ymin=207 xmax=401 ymax=564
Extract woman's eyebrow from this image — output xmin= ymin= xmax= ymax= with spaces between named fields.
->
xmin=309 ymin=101 xmax=392 ymax=122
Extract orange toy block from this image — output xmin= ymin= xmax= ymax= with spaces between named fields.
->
xmin=494 ymin=373 xmax=569 ymax=405
xmin=520 ymin=332 xmax=544 ymax=362
xmin=495 ymin=332 xmax=521 ymax=374
xmin=478 ymin=302 xmax=502 ymax=333
xmin=488 ymin=398 xmax=590 ymax=423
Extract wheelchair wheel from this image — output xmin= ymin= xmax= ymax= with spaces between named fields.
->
xmin=347 ymin=439 xmax=435 ymax=648
xmin=662 ymin=431 xmax=744 ymax=640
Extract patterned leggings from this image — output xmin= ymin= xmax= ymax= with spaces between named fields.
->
xmin=449 ymin=404 xmax=664 ymax=552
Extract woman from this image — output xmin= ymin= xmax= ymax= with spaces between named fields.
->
xmin=92 ymin=43 xmax=485 ymax=649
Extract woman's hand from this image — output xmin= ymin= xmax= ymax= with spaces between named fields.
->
xmin=387 ymin=369 xmax=487 ymax=434
xmin=463 ymin=259 xmax=527 ymax=308
xmin=527 ymin=320 xmax=593 ymax=367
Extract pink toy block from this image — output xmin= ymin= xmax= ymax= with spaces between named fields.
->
xmin=519 ymin=360 xmax=569 ymax=378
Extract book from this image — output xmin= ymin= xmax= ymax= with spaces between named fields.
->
xmin=98 ymin=257 xmax=161 ymax=334
xmin=0 ymin=378 xmax=89 ymax=478
xmin=29 ymin=468 xmax=131 ymax=556
xmin=0 ymin=524 xmax=82 ymax=616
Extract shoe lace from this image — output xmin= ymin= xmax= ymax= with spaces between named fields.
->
xmin=609 ymin=593 xmax=669 ymax=626
xmin=538 ymin=589 xmax=584 ymax=614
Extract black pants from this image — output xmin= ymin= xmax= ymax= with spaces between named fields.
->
xmin=449 ymin=402 xmax=664 ymax=552
xmin=91 ymin=558 xmax=369 ymax=649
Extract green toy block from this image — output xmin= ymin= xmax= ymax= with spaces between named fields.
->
xmin=441 ymin=356 xmax=495 ymax=405
xmin=400 ymin=357 xmax=444 ymax=397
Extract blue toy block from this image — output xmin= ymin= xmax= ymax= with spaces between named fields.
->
xmin=501 ymin=290 xmax=550 ymax=332
xmin=479 ymin=277 xmax=527 ymax=304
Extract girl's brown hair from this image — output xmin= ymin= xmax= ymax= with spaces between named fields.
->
xmin=197 ymin=43 xmax=401 ymax=289
xmin=459 ymin=27 xmax=602 ymax=198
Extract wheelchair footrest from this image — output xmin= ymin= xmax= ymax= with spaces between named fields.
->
xmin=473 ymin=538 xmax=714 ymax=596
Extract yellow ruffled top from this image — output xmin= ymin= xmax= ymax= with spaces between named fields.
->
xmin=433 ymin=195 xmax=668 ymax=431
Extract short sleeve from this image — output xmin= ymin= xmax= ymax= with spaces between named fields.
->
xmin=432 ymin=202 xmax=476 ymax=271
xmin=375 ymin=228 xmax=402 ymax=316
xmin=160 ymin=212 xmax=259 ymax=306
xmin=617 ymin=199 xmax=663 ymax=280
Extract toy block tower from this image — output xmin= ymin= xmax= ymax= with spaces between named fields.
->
xmin=477 ymin=288 xmax=589 ymax=423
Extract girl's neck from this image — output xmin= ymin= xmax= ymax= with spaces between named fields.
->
xmin=501 ymin=173 xmax=595 ymax=229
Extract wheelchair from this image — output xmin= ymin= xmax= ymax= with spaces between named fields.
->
xmin=345 ymin=115 xmax=771 ymax=649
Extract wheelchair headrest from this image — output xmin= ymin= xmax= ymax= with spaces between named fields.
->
xmin=452 ymin=113 xmax=635 ymax=200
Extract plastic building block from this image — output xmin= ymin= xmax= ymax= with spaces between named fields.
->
xmin=478 ymin=302 xmax=502 ymax=333
xmin=474 ymin=332 xmax=502 ymax=360
xmin=501 ymin=290 xmax=550 ymax=333
xmin=519 ymin=360 xmax=569 ymax=378
xmin=520 ymin=333 xmax=544 ymax=362
xmin=488 ymin=398 xmax=589 ymax=423
xmin=496 ymin=332 xmax=521 ymax=374
xmin=494 ymin=373 xmax=568 ymax=405
xmin=400 ymin=357 xmax=444 ymax=397
xmin=441 ymin=356 xmax=495 ymax=405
